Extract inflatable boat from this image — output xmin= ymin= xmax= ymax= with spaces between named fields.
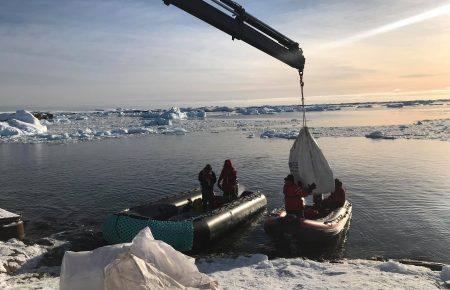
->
xmin=102 ymin=189 xmax=267 ymax=252
xmin=264 ymin=201 xmax=352 ymax=242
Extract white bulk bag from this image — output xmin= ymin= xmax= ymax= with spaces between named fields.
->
xmin=288 ymin=127 xmax=334 ymax=194
xmin=104 ymin=252 xmax=185 ymax=290
xmin=59 ymin=227 xmax=218 ymax=290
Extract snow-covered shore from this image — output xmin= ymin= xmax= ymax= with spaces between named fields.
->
xmin=1 ymin=239 xmax=448 ymax=290
xmin=198 ymin=255 xmax=449 ymax=290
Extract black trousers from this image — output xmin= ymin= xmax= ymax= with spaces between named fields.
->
xmin=201 ymin=187 xmax=214 ymax=209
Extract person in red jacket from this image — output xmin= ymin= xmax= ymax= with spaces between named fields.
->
xmin=283 ymin=174 xmax=315 ymax=217
xmin=323 ymin=179 xmax=346 ymax=209
xmin=218 ymin=159 xmax=238 ymax=202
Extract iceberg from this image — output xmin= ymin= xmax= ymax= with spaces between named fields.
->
xmin=0 ymin=110 xmax=47 ymax=137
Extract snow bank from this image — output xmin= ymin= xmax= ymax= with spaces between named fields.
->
xmin=0 ymin=110 xmax=47 ymax=137
xmin=0 ymin=239 xmax=47 ymax=275
xmin=197 ymin=255 xmax=445 ymax=290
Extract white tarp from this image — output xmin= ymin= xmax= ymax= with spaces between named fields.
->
xmin=59 ymin=227 xmax=218 ymax=290
xmin=289 ymin=127 xmax=334 ymax=194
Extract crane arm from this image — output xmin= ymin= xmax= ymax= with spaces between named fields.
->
xmin=163 ymin=0 xmax=305 ymax=71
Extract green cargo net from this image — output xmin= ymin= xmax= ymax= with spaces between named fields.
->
xmin=102 ymin=214 xmax=194 ymax=252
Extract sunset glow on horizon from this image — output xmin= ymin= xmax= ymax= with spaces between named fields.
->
xmin=0 ymin=0 xmax=449 ymax=109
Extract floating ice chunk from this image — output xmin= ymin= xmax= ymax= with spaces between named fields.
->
xmin=144 ymin=118 xmax=172 ymax=126
xmin=162 ymin=127 xmax=188 ymax=135
xmin=239 ymin=108 xmax=260 ymax=115
xmin=111 ymin=128 xmax=128 ymax=135
xmin=186 ymin=110 xmax=206 ymax=119
xmin=258 ymin=107 xmax=276 ymax=114
xmin=127 ymin=127 xmax=156 ymax=134
xmin=161 ymin=107 xmax=187 ymax=120
xmin=38 ymin=133 xmax=70 ymax=141
xmin=260 ymin=130 xmax=298 ymax=139
xmin=74 ymin=116 xmax=88 ymax=121
xmin=94 ymin=130 xmax=112 ymax=137
xmin=54 ymin=116 xmax=71 ymax=124
xmin=306 ymin=105 xmax=325 ymax=112
xmin=386 ymin=103 xmax=404 ymax=108
xmin=357 ymin=104 xmax=373 ymax=108
xmin=141 ymin=111 xmax=162 ymax=119
xmin=365 ymin=131 xmax=395 ymax=140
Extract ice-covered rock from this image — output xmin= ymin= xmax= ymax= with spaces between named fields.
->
xmin=0 ymin=110 xmax=47 ymax=137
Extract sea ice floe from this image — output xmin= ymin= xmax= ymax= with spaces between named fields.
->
xmin=1 ymin=102 xmax=448 ymax=143
xmin=259 ymin=119 xmax=449 ymax=141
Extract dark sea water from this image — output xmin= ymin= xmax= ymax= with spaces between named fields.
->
xmin=1 ymin=131 xmax=449 ymax=263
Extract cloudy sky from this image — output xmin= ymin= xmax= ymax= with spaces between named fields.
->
xmin=1 ymin=0 xmax=449 ymax=109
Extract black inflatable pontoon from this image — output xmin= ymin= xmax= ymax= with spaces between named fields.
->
xmin=102 ymin=189 xmax=267 ymax=251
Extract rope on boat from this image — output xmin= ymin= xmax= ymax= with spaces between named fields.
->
xmin=299 ymin=70 xmax=306 ymax=128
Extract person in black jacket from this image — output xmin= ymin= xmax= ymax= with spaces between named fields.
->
xmin=198 ymin=164 xmax=217 ymax=210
